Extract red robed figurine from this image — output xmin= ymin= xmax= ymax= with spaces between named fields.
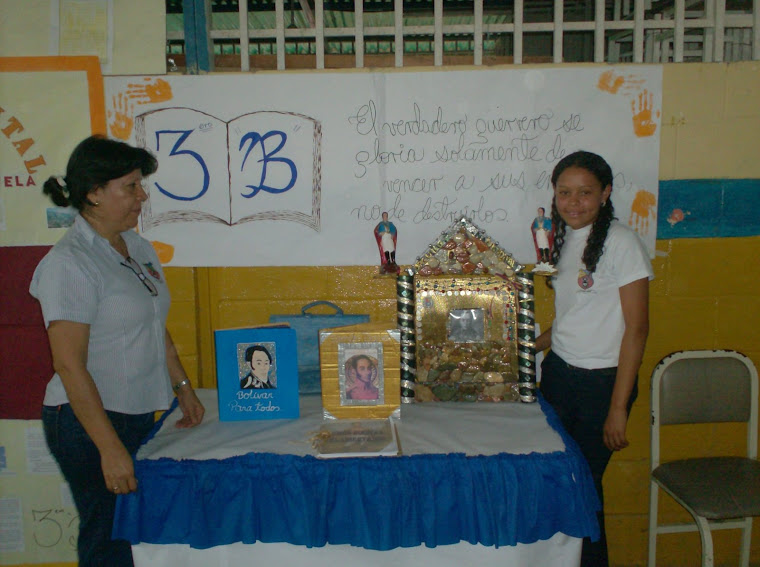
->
xmin=374 ymin=212 xmax=399 ymax=274
xmin=531 ymin=207 xmax=554 ymax=264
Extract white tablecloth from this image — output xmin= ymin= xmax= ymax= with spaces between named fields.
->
xmin=136 ymin=389 xmax=565 ymax=459
xmin=118 ymin=389 xmax=596 ymax=567
xmin=134 ymin=533 xmax=581 ymax=567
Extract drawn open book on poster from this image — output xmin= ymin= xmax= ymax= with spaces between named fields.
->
xmin=134 ymin=107 xmax=322 ymax=231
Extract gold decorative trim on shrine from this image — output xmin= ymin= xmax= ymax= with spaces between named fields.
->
xmin=402 ymin=216 xmax=537 ymax=403
xmin=413 ymin=275 xmax=521 ymax=402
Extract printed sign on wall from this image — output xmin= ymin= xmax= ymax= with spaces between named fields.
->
xmin=0 ymin=57 xmax=105 ymax=247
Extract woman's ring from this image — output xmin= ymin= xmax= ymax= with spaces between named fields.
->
xmin=113 ymin=486 xmax=119 ymax=492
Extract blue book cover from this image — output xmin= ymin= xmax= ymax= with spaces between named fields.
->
xmin=214 ymin=325 xmax=300 ymax=421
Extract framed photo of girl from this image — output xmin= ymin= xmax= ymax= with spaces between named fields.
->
xmin=319 ymin=323 xmax=401 ymax=419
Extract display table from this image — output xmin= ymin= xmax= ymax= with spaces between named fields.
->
xmin=114 ymin=389 xmax=599 ymax=567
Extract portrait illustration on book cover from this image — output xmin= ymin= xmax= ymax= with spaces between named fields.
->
xmin=238 ymin=342 xmax=277 ymax=390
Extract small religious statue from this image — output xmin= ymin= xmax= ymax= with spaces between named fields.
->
xmin=374 ymin=212 xmax=399 ymax=274
xmin=531 ymin=207 xmax=557 ymax=275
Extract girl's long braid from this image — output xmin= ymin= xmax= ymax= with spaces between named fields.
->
xmin=549 ymin=198 xmax=566 ymax=267
xmin=582 ymin=199 xmax=615 ymax=273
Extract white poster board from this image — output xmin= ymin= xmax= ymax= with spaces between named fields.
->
xmin=0 ymin=420 xmax=78 ymax=565
xmin=105 ymin=66 xmax=662 ymax=267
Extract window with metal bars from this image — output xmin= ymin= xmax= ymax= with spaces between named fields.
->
xmin=166 ymin=0 xmax=759 ymax=72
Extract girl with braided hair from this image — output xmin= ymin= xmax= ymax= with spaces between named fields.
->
xmin=535 ymin=151 xmax=653 ymax=567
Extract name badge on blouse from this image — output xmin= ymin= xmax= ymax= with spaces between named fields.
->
xmin=144 ymin=262 xmax=162 ymax=283
xmin=577 ymin=269 xmax=594 ymax=290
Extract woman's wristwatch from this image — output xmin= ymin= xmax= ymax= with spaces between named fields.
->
xmin=172 ymin=378 xmax=191 ymax=393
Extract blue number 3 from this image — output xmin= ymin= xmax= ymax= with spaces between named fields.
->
xmin=154 ymin=129 xmax=210 ymax=201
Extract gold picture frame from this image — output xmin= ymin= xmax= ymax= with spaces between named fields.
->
xmin=319 ymin=323 xmax=401 ymax=419
xmin=413 ymin=274 xmax=532 ymax=402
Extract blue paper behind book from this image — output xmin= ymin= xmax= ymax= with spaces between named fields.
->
xmin=269 ymin=301 xmax=369 ymax=394
xmin=215 ymin=326 xmax=300 ymax=421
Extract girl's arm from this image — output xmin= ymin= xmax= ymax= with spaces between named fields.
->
xmin=535 ymin=327 xmax=552 ymax=352
xmin=47 ymin=320 xmax=138 ymax=493
xmin=604 ymin=277 xmax=650 ymax=451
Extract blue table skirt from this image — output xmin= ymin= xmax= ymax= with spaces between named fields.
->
xmin=113 ymin=395 xmax=600 ymax=550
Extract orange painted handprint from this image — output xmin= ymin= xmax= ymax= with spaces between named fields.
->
xmin=126 ymin=78 xmax=173 ymax=104
xmin=628 ymin=190 xmax=657 ymax=235
xmin=597 ymin=70 xmax=644 ymax=95
xmin=108 ymin=93 xmax=134 ymax=140
xmin=631 ymin=89 xmax=660 ymax=138
xmin=597 ymin=70 xmax=625 ymax=94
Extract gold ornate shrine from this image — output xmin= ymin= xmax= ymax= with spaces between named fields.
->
xmin=397 ymin=217 xmax=537 ymax=403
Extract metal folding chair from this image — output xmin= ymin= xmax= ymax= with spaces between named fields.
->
xmin=648 ymin=350 xmax=760 ymax=567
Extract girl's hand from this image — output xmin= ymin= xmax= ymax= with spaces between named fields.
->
xmin=603 ymin=407 xmax=630 ymax=451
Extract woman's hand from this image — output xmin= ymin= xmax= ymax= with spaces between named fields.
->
xmin=175 ymin=387 xmax=205 ymax=428
xmin=165 ymin=329 xmax=205 ymax=428
xmin=101 ymin=443 xmax=139 ymax=493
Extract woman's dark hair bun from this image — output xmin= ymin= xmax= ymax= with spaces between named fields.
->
xmin=42 ymin=176 xmax=70 ymax=208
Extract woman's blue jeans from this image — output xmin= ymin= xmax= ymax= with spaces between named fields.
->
xmin=42 ymin=404 xmax=154 ymax=567
xmin=540 ymin=350 xmax=637 ymax=567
